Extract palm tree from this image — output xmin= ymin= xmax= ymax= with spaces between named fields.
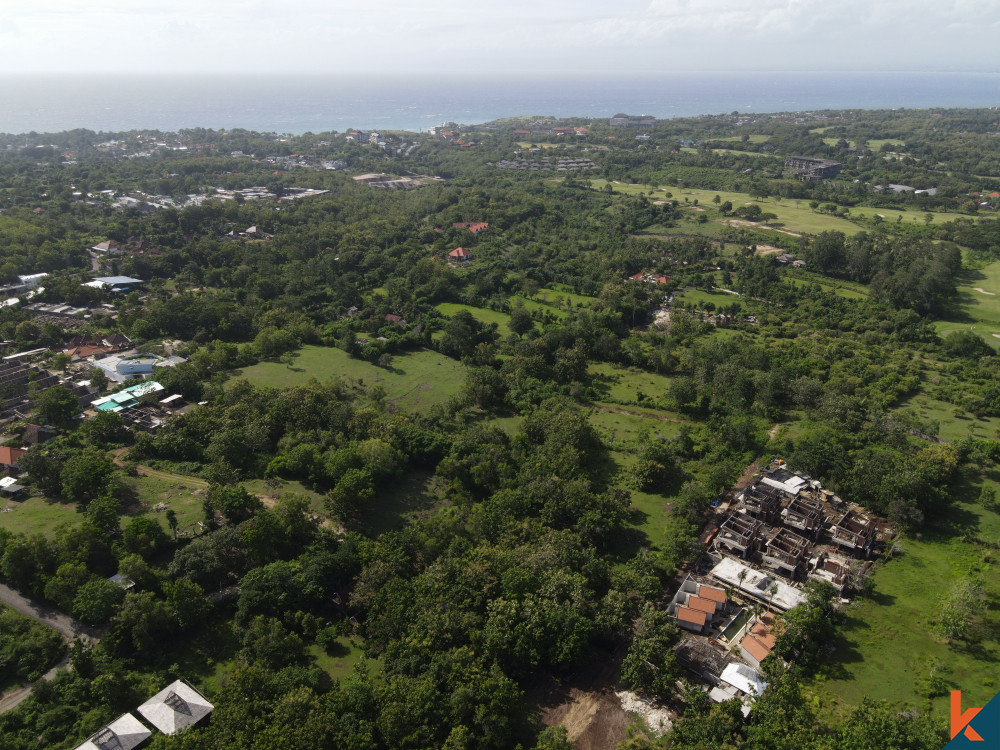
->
xmin=737 ymin=569 xmax=748 ymax=596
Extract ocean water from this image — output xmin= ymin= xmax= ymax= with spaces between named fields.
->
xmin=0 ymin=71 xmax=998 ymax=135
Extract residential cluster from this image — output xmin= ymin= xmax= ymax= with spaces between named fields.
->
xmin=665 ymin=460 xmax=889 ymax=713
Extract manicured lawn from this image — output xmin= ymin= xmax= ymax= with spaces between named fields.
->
xmin=232 ymin=346 xmax=466 ymax=413
xmin=895 ymin=393 xmax=1000 ymax=443
xmin=845 ymin=205 xmax=961 ymax=225
xmin=934 ymin=261 xmax=1000 ymax=350
xmin=436 ymin=303 xmax=514 ymax=336
xmin=591 ymin=180 xmax=864 ymax=236
xmin=0 ymin=493 xmax=81 ymax=536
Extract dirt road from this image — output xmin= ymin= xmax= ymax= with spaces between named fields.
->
xmin=0 ymin=583 xmax=100 ymax=714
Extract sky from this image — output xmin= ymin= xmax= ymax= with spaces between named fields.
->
xmin=1 ymin=0 xmax=999 ymax=75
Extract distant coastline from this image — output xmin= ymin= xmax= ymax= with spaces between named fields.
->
xmin=0 ymin=71 xmax=998 ymax=135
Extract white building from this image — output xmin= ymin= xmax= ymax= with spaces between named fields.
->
xmin=74 ymin=713 xmax=151 ymax=750
xmin=138 ymin=680 xmax=214 ymax=735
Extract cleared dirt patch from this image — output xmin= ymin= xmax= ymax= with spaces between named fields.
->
xmin=542 ymin=688 xmax=630 ymax=750
xmin=754 ymin=244 xmax=784 ymax=256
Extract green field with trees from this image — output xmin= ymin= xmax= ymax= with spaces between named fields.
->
xmin=5 ymin=107 xmax=1000 ymax=748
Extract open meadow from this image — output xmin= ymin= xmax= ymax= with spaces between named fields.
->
xmin=232 ymin=345 xmax=466 ymax=412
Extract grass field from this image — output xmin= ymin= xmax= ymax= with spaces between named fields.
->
xmin=532 ymin=286 xmax=598 ymax=310
xmin=812 ymin=519 xmax=1000 ymax=723
xmin=233 ymin=346 xmax=466 ymax=412
xmin=866 ymin=138 xmax=906 ymax=150
xmin=715 ymin=135 xmax=771 ymax=144
xmin=844 ymin=205 xmax=961 ymax=225
xmin=786 ymin=271 xmax=869 ymax=299
xmin=0 ymin=494 xmax=80 ymax=536
xmin=436 ymin=302 xmax=514 ymax=335
xmin=933 ymin=261 xmax=1000 ymax=350
xmin=307 ymin=637 xmax=380 ymax=680
xmin=591 ymin=179 xmax=863 ymax=235
xmin=518 ymin=297 xmax=569 ymax=319
xmin=587 ymin=404 xmax=688 ymax=447
xmin=593 ymin=178 xmax=966 ymax=233
xmin=672 ymin=288 xmax=739 ymax=309
xmin=589 ymin=363 xmax=675 ymax=404
xmin=895 ymin=393 xmax=1000 ymax=443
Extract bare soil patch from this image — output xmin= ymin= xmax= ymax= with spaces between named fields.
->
xmin=542 ymin=688 xmax=631 ymax=750
xmin=754 ymin=244 xmax=784 ymax=256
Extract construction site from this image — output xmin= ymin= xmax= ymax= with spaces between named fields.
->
xmin=666 ymin=459 xmax=895 ymax=713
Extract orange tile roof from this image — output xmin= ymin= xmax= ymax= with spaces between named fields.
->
xmin=0 ymin=446 xmax=27 ymax=466
xmin=687 ymin=596 xmax=717 ymax=614
xmin=698 ymin=585 xmax=727 ymax=603
xmin=740 ymin=634 xmax=771 ymax=664
xmin=448 ymin=247 xmax=472 ymax=258
xmin=748 ymin=621 xmax=776 ymax=650
xmin=676 ymin=606 xmax=707 ymax=626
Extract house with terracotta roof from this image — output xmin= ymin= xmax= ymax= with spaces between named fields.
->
xmin=448 ymin=247 xmax=472 ymax=262
xmin=452 ymin=222 xmax=489 ymax=234
xmin=629 ymin=271 xmax=670 ymax=285
xmin=669 ymin=576 xmax=728 ymax=632
xmin=675 ymin=605 xmax=707 ymax=633
xmin=738 ymin=613 xmax=777 ymax=669
xmin=0 ymin=446 xmax=27 ymax=470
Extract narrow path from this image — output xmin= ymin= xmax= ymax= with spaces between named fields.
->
xmin=0 ymin=583 xmax=100 ymax=714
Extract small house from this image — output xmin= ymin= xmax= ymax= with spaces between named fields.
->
xmin=138 ymin=680 xmax=214 ymax=736
xmin=448 ymin=247 xmax=472 ymax=262
xmin=90 ymin=240 xmax=121 ymax=254
xmin=73 ymin=713 xmax=151 ymax=750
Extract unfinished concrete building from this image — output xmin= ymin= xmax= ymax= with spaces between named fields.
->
xmin=761 ymin=528 xmax=811 ymax=578
xmin=809 ymin=552 xmax=851 ymax=594
xmin=831 ymin=510 xmax=877 ymax=558
xmin=781 ymin=497 xmax=826 ymax=540
xmin=674 ymin=638 xmax=731 ymax=684
xmin=715 ymin=515 xmax=763 ymax=559
xmin=741 ymin=483 xmax=783 ymax=523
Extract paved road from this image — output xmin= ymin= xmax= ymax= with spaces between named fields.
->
xmin=0 ymin=583 xmax=101 ymax=714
